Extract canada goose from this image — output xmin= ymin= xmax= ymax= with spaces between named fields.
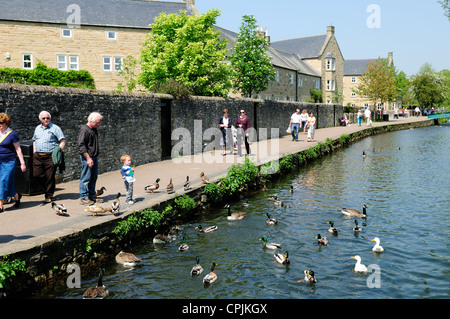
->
xmin=203 ymin=262 xmax=218 ymax=285
xmin=83 ymin=268 xmax=108 ymax=299
xmin=115 ymin=251 xmax=141 ymax=267
xmin=342 ymin=205 xmax=367 ymax=218
xmin=190 ymin=256 xmax=204 ymax=276
xmin=224 ymin=204 xmax=248 ymax=220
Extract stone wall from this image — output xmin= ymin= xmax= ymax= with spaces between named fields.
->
xmin=0 ymin=83 xmax=342 ymax=183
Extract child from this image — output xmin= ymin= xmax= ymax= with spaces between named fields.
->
xmin=120 ymin=154 xmax=135 ymax=204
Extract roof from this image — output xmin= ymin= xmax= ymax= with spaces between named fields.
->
xmin=271 ymin=35 xmax=328 ymax=59
xmin=344 ymin=59 xmax=377 ymax=76
xmin=0 ymin=0 xmax=192 ymax=29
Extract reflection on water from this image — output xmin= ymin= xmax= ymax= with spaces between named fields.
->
xmin=40 ymin=126 xmax=450 ymax=299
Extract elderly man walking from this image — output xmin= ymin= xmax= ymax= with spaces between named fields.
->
xmin=32 ymin=111 xmax=66 ymax=203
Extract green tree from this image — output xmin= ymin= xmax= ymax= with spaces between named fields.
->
xmin=116 ymin=55 xmax=138 ymax=92
xmin=139 ymin=9 xmax=232 ymax=97
xmin=356 ymin=57 xmax=397 ymax=110
xmin=438 ymin=0 xmax=450 ymax=20
xmin=411 ymin=70 xmax=446 ymax=108
xmin=229 ymin=15 xmax=275 ymax=97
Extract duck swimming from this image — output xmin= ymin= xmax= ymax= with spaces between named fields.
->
xmin=353 ymin=220 xmax=362 ymax=232
xmin=177 ymin=236 xmax=189 ymax=251
xmin=351 ymin=255 xmax=368 ymax=273
xmin=260 ymin=236 xmax=281 ymax=250
xmin=196 ymin=224 xmax=218 ymax=233
xmin=83 ymin=268 xmax=109 ymax=299
xmin=327 ymin=221 xmax=338 ymax=235
xmin=274 ymin=251 xmax=290 ymax=264
xmin=371 ymin=237 xmax=384 ymax=252
xmin=225 ymin=204 xmax=248 ymax=220
xmin=190 ymin=256 xmax=204 ymax=276
xmin=342 ymin=204 xmax=367 ymax=218
xmin=316 ymin=234 xmax=329 ymax=246
xmin=297 ymin=269 xmax=317 ymax=284
xmin=265 ymin=213 xmax=278 ymax=225
xmin=203 ymin=262 xmax=218 ymax=285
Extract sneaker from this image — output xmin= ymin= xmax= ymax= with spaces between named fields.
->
xmin=126 ymin=200 xmax=135 ymax=205
xmin=80 ymin=198 xmax=95 ymax=205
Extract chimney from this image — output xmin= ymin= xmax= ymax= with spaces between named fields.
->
xmin=185 ymin=0 xmax=200 ymax=16
xmin=388 ymin=52 xmax=393 ymax=66
xmin=265 ymin=29 xmax=270 ymax=43
xmin=327 ymin=26 xmax=335 ymax=37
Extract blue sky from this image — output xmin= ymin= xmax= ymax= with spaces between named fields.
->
xmin=195 ymin=0 xmax=450 ymax=76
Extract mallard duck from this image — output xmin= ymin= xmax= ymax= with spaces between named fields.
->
xmin=353 ymin=220 xmax=362 ymax=232
xmin=115 ymin=251 xmax=141 ymax=267
xmin=200 ymin=172 xmax=210 ymax=184
xmin=316 ymin=234 xmax=329 ymax=246
xmin=203 ymin=262 xmax=218 ymax=285
xmin=153 ymin=233 xmax=170 ymax=244
xmin=298 ymin=269 xmax=317 ymax=284
xmin=269 ymin=195 xmax=283 ymax=206
xmin=268 ymin=194 xmax=278 ymax=201
xmin=177 ymin=236 xmax=189 ymax=251
xmin=327 ymin=221 xmax=338 ymax=235
xmin=225 ymin=204 xmax=248 ymax=220
xmin=96 ymin=187 xmax=106 ymax=196
xmin=83 ymin=268 xmax=108 ymax=299
xmin=342 ymin=205 xmax=367 ymax=218
xmin=85 ymin=204 xmax=113 ymax=216
xmin=371 ymin=237 xmax=384 ymax=252
xmin=260 ymin=236 xmax=281 ymax=250
xmin=274 ymin=251 xmax=290 ymax=264
xmin=184 ymin=176 xmax=191 ymax=191
xmin=166 ymin=178 xmax=174 ymax=194
xmin=362 ymin=151 xmax=367 ymax=158
xmin=265 ymin=213 xmax=278 ymax=225
xmin=51 ymin=202 xmax=68 ymax=216
xmin=190 ymin=256 xmax=204 ymax=276
xmin=111 ymin=193 xmax=121 ymax=215
xmin=196 ymin=224 xmax=218 ymax=233
xmin=351 ymin=255 xmax=368 ymax=272
xmin=144 ymin=178 xmax=160 ymax=193
xmin=241 ymin=199 xmax=249 ymax=207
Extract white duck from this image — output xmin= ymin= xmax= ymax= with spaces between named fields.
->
xmin=371 ymin=237 xmax=384 ymax=252
xmin=351 ymin=255 xmax=368 ymax=273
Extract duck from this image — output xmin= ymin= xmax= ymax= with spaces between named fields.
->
xmin=265 ymin=213 xmax=278 ymax=225
xmin=51 ymin=202 xmax=68 ymax=216
xmin=262 ymin=184 xmax=268 ymax=192
xmin=85 ymin=204 xmax=113 ymax=216
xmin=289 ymin=185 xmax=294 ymax=193
xmin=111 ymin=193 xmax=121 ymax=215
xmin=315 ymin=234 xmax=329 ymax=246
xmin=241 ymin=199 xmax=249 ymax=207
xmin=274 ymin=251 xmax=290 ymax=264
xmin=144 ymin=178 xmax=160 ymax=193
xmin=353 ymin=220 xmax=362 ymax=232
xmin=166 ymin=178 xmax=174 ymax=194
xmin=153 ymin=233 xmax=170 ymax=244
xmin=342 ymin=205 xmax=367 ymax=218
xmin=196 ymin=224 xmax=218 ymax=233
xmin=327 ymin=221 xmax=338 ymax=235
xmin=260 ymin=236 xmax=281 ymax=250
xmin=190 ymin=256 xmax=204 ymax=276
xmin=362 ymin=151 xmax=367 ymax=158
xmin=82 ymin=268 xmax=109 ymax=299
xmin=115 ymin=251 xmax=141 ymax=267
xmin=225 ymin=204 xmax=248 ymax=220
xmin=177 ymin=236 xmax=189 ymax=251
xmin=184 ymin=176 xmax=191 ymax=191
xmin=351 ymin=255 xmax=368 ymax=272
xmin=200 ymin=172 xmax=210 ymax=184
xmin=269 ymin=195 xmax=283 ymax=206
xmin=268 ymin=194 xmax=278 ymax=201
xmin=371 ymin=237 xmax=384 ymax=252
xmin=298 ymin=269 xmax=317 ymax=284
xmin=96 ymin=187 xmax=107 ymax=197
xmin=203 ymin=262 xmax=218 ymax=285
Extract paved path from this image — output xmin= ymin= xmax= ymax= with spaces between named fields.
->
xmin=0 ymin=116 xmax=431 ymax=256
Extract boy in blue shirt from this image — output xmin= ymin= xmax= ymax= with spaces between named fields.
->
xmin=120 ymin=154 xmax=135 ymax=204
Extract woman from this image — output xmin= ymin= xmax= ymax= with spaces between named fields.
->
xmin=0 ymin=113 xmax=26 ymax=212
xmin=307 ymin=112 xmax=316 ymax=142
xmin=300 ymin=109 xmax=308 ymax=133
xmin=357 ymin=110 xmax=363 ymax=126
xmin=219 ymin=109 xmax=232 ymax=156
xmin=235 ymin=109 xmax=251 ymax=156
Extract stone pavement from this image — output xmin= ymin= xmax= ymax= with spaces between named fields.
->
xmin=0 ymin=116 xmax=431 ymax=256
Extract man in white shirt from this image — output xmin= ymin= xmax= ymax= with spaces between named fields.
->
xmin=288 ymin=109 xmax=301 ymax=142
xmin=364 ymin=108 xmax=372 ymax=126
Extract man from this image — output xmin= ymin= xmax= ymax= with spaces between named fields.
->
xmin=364 ymin=108 xmax=372 ymax=127
xmin=78 ymin=112 xmax=102 ymax=205
xmin=288 ymin=109 xmax=301 ymax=142
xmin=32 ymin=111 xmax=66 ymax=203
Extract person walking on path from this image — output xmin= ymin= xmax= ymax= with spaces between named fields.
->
xmin=364 ymin=108 xmax=372 ymax=127
xmin=120 ymin=154 xmax=135 ymax=205
xmin=78 ymin=112 xmax=102 ymax=205
xmin=300 ymin=109 xmax=308 ymax=133
xmin=0 ymin=113 xmax=26 ymax=212
xmin=32 ymin=111 xmax=66 ymax=203
xmin=307 ymin=112 xmax=316 ymax=142
xmin=219 ymin=109 xmax=233 ymax=156
xmin=235 ymin=109 xmax=251 ymax=157
xmin=288 ymin=109 xmax=301 ymax=142
xmin=357 ymin=110 xmax=363 ymax=126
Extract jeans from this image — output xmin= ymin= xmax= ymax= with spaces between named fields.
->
xmin=291 ymin=123 xmax=300 ymax=141
xmin=79 ymin=155 xmax=98 ymax=200
xmin=236 ymin=130 xmax=250 ymax=156
xmin=124 ymin=180 xmax=134 ymax=202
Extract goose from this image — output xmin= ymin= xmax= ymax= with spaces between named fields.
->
xmin=289 ymin=185 xmax=294 ymax=193
xmin=225 ymin=204 xmax=248 ymax=220
xmin=260 ymin=236 xmax=281 ymax=250
xmin=327 ymin=221 xmax=338 ymax=235
xmin=342 ymin=205 xmax=367 ymax=218
xmin=203 ymin=262 xmax=218 ymax=285
xmin=153 ymin=233 xmax=170 ymax=244
xmin=315 ymin=234 xmax=329 ymax=246
xmin=200 ymin=172 xmax=210 ymax=184
xmin=144 ymin=178 xmax=160 ymax=193
xmin=115 ymin=251 xmax=141 ymax=267
xmin=83 ymin=268 xmax=108 ymax=299
xmin=362 ymin=151 xmax=367 ymax=158
xmin=166 ymin=178 xmax=174 ymax=194
xmin=265 ymin=213 xmax=278 ymax=225
xmin=111 ymin=193 xmax=121 ymax=215
xmin=184 ymin=176 xmax=191 ymax=191
xmin=51 ymin=202 xmax=68 ymax=216
xmin=85 ymin=204 xmax=113 ymax=216
xmin=190 ymin=256 xmax=204 ymax=276
xmin=298 ymin=269 xmax=317 ymax=284
xmin=371 ymin=237 xmax=384 ymax=252
xmin=195 ymin=224 xmax=218 ymax=233
xmin=274 ymin=251 xmax=290 ymax=264
xmin=351 ymin=255 xmax=368 ymax=272
xmin=96 ymin=187 xmax=107 ymax=197
xmin=353 ymin=220 xmax=362 ymax=232
xmin=177 ymin=236 xmax=189 ymax=251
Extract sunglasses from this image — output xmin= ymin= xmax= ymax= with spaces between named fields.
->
xmin=41 ymin=117 xmax=50 ymax=120
xmin=0 ymin=122 xmax=5 ymax=124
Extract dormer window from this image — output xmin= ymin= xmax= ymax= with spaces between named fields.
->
xmin=325 ymin=52 xmax=335 ymax=71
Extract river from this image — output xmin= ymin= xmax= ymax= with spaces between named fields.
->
xmin=36 ymin=125 xmax=449 ymax=299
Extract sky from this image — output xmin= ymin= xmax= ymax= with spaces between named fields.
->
xmin=195 ymin=0 xmax=450 ymax=77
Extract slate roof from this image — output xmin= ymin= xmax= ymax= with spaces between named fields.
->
xmin=271 ymin=35 xmax=328 ymax=59
xmin=0 ymin=0 xmax=192 ymax=29
xmin=344 ymin=59 xmax=377 ymax=76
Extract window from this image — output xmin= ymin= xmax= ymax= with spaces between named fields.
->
xmin=351 ymin=76 xmax=357 ymax=83
xmin=107 ymin=31 xmax=117 ymax=40
xmin=265 ymin=95 xmax=271 ymax=101
xmin=274 ymin=96 xmax=280 ymax=101
xmin=326 ymin=79 xmax=335 ymax=91
xmin=69 ymin=55 xmax=79 ymax=70
xmin=57 ymin=55 xmax=67 ymax=70
xmin=275 ymin=70 xmax=279 ymax=82
xmin=315 ymin=79 xmax=320 ymax=89
xmin=57 ymin=55 xmax=79 ymax=70
xmin=103 ymin=56 xmax=112 ymax=71
xmin=288 ymin=73 xmax=294 ymax=85
xmin=326 ymin=58 xmax=335 ymax=71
xmin=62 ymin=29 xmax=72 ymax=38
xmin=103 ymin=56 xmax=122 ymax=72
xmin=22 ymin=54 xmax=32 ymax=69
xmin=298 ymin=76 xmax=303 ymax=87
xmin=114 ymin=56 xmax=123 ymax=71
xmin=351 ymin=91 xmax=356 ymax=97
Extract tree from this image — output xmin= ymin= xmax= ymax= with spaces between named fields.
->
xmin=356 ymin=57 xmax=397 ymax=110
xmin=229 ymin=15 xmax=275 ymax=97
xmin=139 ymin=9 xmax=233 ymax=97
xmin=411 ymin=70 xmax=446 ymax=108
xmin=438 ymin=0 xmax=450 ymax=20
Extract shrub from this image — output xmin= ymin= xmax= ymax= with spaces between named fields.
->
xmin=204 ymin=183 xmax=222 ymax=202
xmin=0 ymin=257 xmax=26 ymax=289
